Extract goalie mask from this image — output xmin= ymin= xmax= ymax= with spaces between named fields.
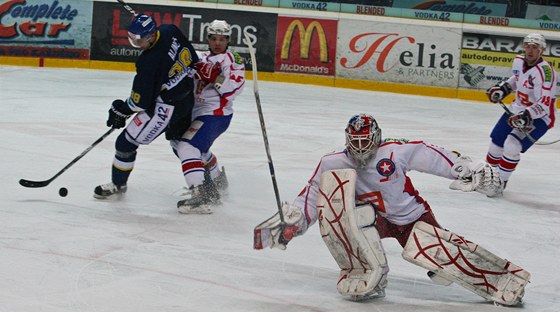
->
xmin=345 ymin=114 xmax=382 ymax=167
xmin=128 ymin=14 xmax=157 ymax=49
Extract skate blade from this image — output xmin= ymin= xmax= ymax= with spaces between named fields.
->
xmin=93 ymin=192 xmax=126 ymax=200
xmin=177 ymin=204 xmax=213 ymax=214
xmin=347 ymin=289 xmax=386 ymax=302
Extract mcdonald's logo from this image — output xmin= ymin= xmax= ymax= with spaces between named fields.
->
xmin=281 ymin=20 xmax=328 ymax=62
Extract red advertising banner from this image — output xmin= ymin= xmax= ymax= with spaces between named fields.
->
xmin=274 ymin=16 xmax=337 ymax=76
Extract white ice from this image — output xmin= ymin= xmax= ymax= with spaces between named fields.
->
xmin=1 ymin=65 xmax=559 ymax=312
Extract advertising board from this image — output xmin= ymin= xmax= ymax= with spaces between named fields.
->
xmin=336 ymin=19 xmax=461 ymax=88
xmin=90 ymin=1 xmax=277 ymax=71
xmin=274 ymin=16 xmax=337 ymax=76
xmin=460 ymin=32 xmax=560 ymax=90
xmin=0 ymin=0 xmax=92 ymax=59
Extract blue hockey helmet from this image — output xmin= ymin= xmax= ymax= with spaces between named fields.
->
xmin=128 ymin=14 xmax=157 ymax=48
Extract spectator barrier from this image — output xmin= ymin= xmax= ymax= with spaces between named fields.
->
xmin=0 ymin=0 xmax=559 ymax=103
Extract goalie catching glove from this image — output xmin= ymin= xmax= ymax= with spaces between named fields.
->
xmin=449 ymin=156 xmax=503 ymax=197
xmin=253 ymin=202 xmax=306 ymax=250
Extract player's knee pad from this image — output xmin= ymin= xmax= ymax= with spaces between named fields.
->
xmin=175 ymin=141 xmax=202 ymax=160
xmin=115 ymin=132 xmax=139 ymax=152
xmin=114 ymin=135 xmax=138 ymax=162
xmin=487 ymin=142 xmax=503 ymax=159
xmin=503 ymin=135 xmax=522 ymax=159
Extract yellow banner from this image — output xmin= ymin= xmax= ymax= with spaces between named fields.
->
xmin=462 ymin=49 xmax=560 ymax=72
xmin=461 ymin=50 xmax=514 ymax=67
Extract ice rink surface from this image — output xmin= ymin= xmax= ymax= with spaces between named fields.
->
xmin=1 ymin=65 xmax=559 ymax=311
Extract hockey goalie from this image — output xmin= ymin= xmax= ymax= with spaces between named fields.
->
xmin=253 ymin=114 xmax=528 ymax=305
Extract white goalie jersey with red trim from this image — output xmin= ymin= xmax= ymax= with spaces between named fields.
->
xmin=293 ymin=139 xmax=460 ymax=227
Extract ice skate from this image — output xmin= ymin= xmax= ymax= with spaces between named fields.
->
xmin=177 ymin=179 xmax=220 ymax=214
xmin=93 ymin=182 xmax=127 ymax=199
xmin=181 ymin=167 xmax=229 ymax=196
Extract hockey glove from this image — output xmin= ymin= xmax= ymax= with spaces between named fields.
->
xmin=253 ymin=202 xmax=306 ymax=250
xmin=507 ymin=110 xmax=533 ymax=131
xmin=194 ymin=61 xmax=220 ymax=83
xmin=449 ymin=157 xmax=503 ymax=197
xmin=486 ymin=81 xmax=512 ymax=103
xmin=107 ymin=99 xmax=134 ymax=129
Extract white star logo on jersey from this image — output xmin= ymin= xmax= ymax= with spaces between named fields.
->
xmin=376 ymin=158 xmax=395 ymax=177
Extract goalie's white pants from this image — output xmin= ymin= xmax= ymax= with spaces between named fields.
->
xmin=402 ymin=221 xmax=530 ymax=306
xmin=317 ymin=169 xmax=389 ymax=300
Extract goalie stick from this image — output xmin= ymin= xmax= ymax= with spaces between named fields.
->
xmin=499 ymin=101 xmax=560 ymax=145
xmin=244 ymin=31 xmax=284 ymax=223
xmin=19 ymin=128 xmax=115 ymax=188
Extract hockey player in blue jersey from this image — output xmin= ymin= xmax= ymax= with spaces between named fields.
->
xmin=94 ymin=14 xmax=199 ymax=199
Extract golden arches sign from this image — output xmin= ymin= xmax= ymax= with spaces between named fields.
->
xmin=281 ymin=20 xmax=328 ymax=62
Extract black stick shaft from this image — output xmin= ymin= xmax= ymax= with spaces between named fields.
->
xmin=19 ymin=128 xmax=115 ymax=188
xmin=244 ymin=31 xmax=284 ymax=223
xmin=116 ymin=0 xmax=137 ymax=15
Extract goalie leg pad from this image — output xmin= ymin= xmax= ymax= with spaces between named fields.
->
xmin=317 ymin=169 xmax=389 ymax=300
xmin=402 ymin=221 xmax=530 ymax=306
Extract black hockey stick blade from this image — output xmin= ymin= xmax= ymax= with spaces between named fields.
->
xmin=19 ymin=128 xmax=115 ymax=188
xmin=19 ymin=178 xmax=53 ymax=188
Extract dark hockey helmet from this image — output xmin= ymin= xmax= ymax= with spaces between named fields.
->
xmin=345 ymin=114 xmax=382 ymax=167
xmin=128 ymin=14 xmax=157 ymax=48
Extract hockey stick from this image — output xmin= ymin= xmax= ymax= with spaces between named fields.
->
xmin=498 ymin=101 xmax=560 ymax=145
xmin=19 ymin=128 xmax=116 ymax=188
xmin=244 ymin=31 xmax=284 ymax=223
xmin=116 ymin=0 xmax=137 ymax=15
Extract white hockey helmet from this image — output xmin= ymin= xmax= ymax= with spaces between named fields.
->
xmin=523 ymin=33 xmax=546 ymax=50
xmin=345 ymin=114 xmax=382 ymax=167
xmin=207 ymin=20 xmax=232 ymax=38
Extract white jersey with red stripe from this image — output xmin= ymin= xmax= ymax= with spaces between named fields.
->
xmin=293 ymin=139 xmax=460 ymax=227
xmin=506 ymin=55 xmax=557 ymax=128
xmin=193 ymin=50 xmax=245 ymax=118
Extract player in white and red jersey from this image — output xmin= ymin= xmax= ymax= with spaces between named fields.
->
xmin=253 ymin=114 xmax=525 ymax=304
xmin=172 ymin=20 xmax=245 ymax=214
xmin=255 ymin=113 xmax=501 ymax=249
xmin=486 ymin=33 xmax=557 ymax=189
